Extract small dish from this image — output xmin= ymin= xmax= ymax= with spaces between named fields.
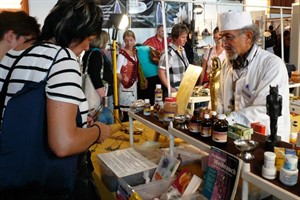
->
xmin=234 ymin=139 xmax=259 ymax=160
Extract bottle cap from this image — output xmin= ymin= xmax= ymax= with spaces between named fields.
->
xmin=210 ymin=111 xmax=217 ymax=116
xmin=156 ymin=84 xmax=161 ymax=89
xmin=204 ymin=113 xmax=210 ymax=119
xmin=165 ymin=97 xmax=176 ymax=102
xmin=158 ymin=101 xmax=164 ymax=106
xmin=144 ymin=99 xmax=150 ymax=104
xmin=217 ymin=114 xmax=226 ymax=120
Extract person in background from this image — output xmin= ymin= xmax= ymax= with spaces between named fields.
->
xmin=217 ymin=11 xmax=290 ymax=142
xmin=264 ymin=25 xmax=277 ymax=54
xmin=274 ymin=29 xmax=290 ymax=63
xmin=135 ymin=44 xmax=160 ymax=105
xmin=158 ymin=23 xmax=189 ymax=94
xmin=0 ymin=0 xmax=110 ymax=199
xmin=117 ymin=30 xmax=141 ymax=121
xmin=0 ymin=11 xmax=40 ymax=61
xmin=144 ymin=24 xmax=171 ymax=54
xmin=82 ymin=30 xmax=114 ymax=124
xmin=199 ymin=27 xmax=226 ymax=88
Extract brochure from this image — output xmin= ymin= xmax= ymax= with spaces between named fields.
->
xmin=202 ymin=146 xmax=242 ymax=200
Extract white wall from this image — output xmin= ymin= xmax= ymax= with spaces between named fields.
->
xmin=28 ymin=0 xmax=57 ymax=26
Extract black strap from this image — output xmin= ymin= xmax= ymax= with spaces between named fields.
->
xmin=0 ymin=45 xmax=62 ymax=118
xmin=168 ymin=45 xmax=188 ymax=70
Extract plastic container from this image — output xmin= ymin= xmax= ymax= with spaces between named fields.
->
xmin=280 ymin=167 xmax=298 ymax=186
xmin=163 ymin=97 xmax=178 ymax=125
xmin=118 ymin=173 xmax=176 ymax=200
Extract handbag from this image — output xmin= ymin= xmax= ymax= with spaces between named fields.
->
xmin=0 ymin=46 xmax=101 ymax=200
xmin=82 ymin=50 xmax=101 ymax=111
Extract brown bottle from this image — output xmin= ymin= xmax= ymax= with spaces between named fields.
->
xmin=188 ymin=109 xmax=202 ymax=135
xmin=157 ymin=101 xmax=165 ymax=122
xmin=201 ymin=113 xmax=212 ymax=141
xmin=212 ymin=114 xmax=228 ymax=148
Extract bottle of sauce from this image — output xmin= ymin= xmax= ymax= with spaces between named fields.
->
xmin=153 ymin=100 xmax=161 ymax=117
xmin=188 ymin=109 xmax=201 ymax=135
xmin=212 ymin=114 xmax=228 ymax=148
xmin=143 ymin=99 xmax=151 ymax=116
xmin=163 ymin=97 xmax=178 ymax=126
xmin=157 ymin=101 xmax=165 ymax=122
xmin=201 ymin=113 xmax=212 ymax=141
xmin=154 ymin=84 xmax=163 ymax=102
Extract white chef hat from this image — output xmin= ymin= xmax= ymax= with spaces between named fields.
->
xmin=218 ymin=11 xmax=253 ymax=31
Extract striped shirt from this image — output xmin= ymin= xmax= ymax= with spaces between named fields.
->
xmin=0 ymin=43 xmax=88 ymax=127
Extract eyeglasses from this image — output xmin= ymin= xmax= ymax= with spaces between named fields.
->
xmin=218 ymin=32 xmax=244 ymax=43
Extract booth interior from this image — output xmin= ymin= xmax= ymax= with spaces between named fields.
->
xmin=88 ymin=1 xmax=300 ymax=200
xmin=10 ymin=0 xmax=300 ymax=199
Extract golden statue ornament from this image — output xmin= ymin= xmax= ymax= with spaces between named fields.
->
xmin=209 ymin=56 xmax=221 ymax=111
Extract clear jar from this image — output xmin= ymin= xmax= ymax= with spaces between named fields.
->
xmin=163 ymin=97 xmax=178 ymax=125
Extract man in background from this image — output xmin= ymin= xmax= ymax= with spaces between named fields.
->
xmin=144 ymin=24 xmax=171 ymax=53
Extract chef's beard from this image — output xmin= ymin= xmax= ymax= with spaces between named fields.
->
xmin=225 ymin=47 xmax=238 ymax=60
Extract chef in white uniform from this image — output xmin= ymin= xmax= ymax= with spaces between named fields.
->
xmin=217 ymin=11 xmax=290 ymax=142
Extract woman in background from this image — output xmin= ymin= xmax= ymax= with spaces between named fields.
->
xmin=199 ymin=27 xmax=226 ymax=88
xmin=82 ymin=30 xmax=114 ymax=124
xmin=117 ymin=30 xmax=146 ymax=121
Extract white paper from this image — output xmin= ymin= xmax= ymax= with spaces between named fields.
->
xmin=97 ymin=148 xmax=157 ymax=178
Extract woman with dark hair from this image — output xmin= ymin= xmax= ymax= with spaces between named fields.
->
xmin=0 ymin=0 xmax=110 ymax=199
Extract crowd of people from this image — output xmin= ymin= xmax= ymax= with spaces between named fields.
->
xmin=0 ymin=1 xmax=293 ymax=199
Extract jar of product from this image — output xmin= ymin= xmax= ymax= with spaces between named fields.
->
xmin=153 ymin=100 xmax=161 ymax=117
xmin=201 ymin=113 xmax=212 ymax=141
xmin=143 ymin=99 xmax=151 ymax=116
xmin=154 ymin=84 xmax=163 ymax=102
xmin=157 ymin=101 xmax=165 ymax=122
xmin=163 ymin=97 xmax=178 ymax=125
xmin=188 ymin=109 xmax=202 ymax=134
xmin=212 ymin=114 xmax=228 ymax=148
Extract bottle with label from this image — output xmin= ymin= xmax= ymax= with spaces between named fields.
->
xmin=163 ymin=97 xmax=178 ymax=126
xmin=201 ymin=113 xmax=212 ymax=140
xmin=154 ymin=84 xmax=163 ymax=102
xmin=290 ymin=121 xmax=298 ymax=144
xmin=153 ymin=100 xmax=161 ymax=117
xmin=143 ymin=99 xmax=151 ymax=116
xmin=157 ymin=101 xmax=165 ymax=122
xmin=188 ymin=109 xmax=202 ymax=135
xmin=212 ymin=114 xmax=228 ymax=148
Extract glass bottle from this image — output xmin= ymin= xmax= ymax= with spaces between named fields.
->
xmin=153 ymin=100 xmax=161 ymax=117
xmin=212 ymin=114 xmax=228 ymax=148
xmin=157 ymin=101 xmax=165 ymax=122
xmin=188 ymin=109 xmax=202 ymax=135
xmin=143 ymin=99 xmax=151 ymax=116
xmin=201 ymin=113 xmax=212 ymax=141
xmin=290 ymin=121 xmax=298 ymax=144
xmin=154 ymin=84 xmax=163 ymax=102
xmin=98 ymin=96 xmax=114 ymax=124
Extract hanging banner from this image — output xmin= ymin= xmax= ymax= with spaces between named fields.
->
xmin=100 ymin=0 xmax=189 ymax=28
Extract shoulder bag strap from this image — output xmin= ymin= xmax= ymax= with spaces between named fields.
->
xmin=168 ymin=45 xmax=188 ymax=70
xmin=0 ymin=45 xmax=36 ymax=117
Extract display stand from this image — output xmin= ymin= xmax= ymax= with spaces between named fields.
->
xmin=128 ymin=112 xmax=300 ymax=199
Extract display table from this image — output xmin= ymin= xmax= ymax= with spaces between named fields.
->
xmin=128 ymin=111 xmax=300 ymax=200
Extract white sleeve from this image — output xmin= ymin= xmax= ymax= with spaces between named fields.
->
xmin=117 ymin=53 xmax=127 ymax=73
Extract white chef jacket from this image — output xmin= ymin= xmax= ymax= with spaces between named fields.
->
xmin=217 ymin=44 xmax=290 ymax=142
